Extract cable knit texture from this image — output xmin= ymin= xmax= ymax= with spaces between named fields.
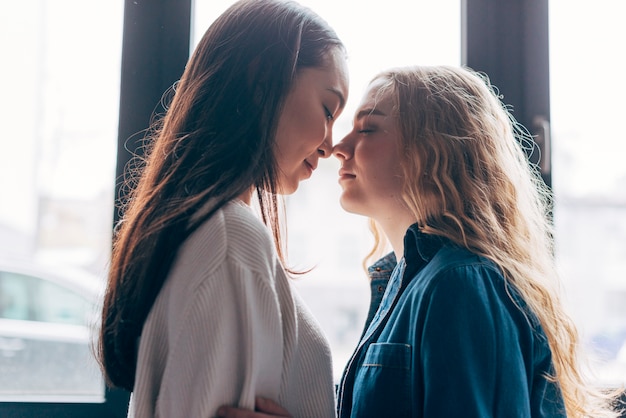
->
xmin=128 ymin=201 xmax=336 ymax=418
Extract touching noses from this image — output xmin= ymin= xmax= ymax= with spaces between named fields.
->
xmin=332 ymin=134 xmax=352 ymax=161
xmin=317 ymin=130 xmax=333 ymax=158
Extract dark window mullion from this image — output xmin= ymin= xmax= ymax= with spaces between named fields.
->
xmin=115 ymin=0 xmax=193 ymax=225
xmin=461 ymin=0 xmax=552 ymax=187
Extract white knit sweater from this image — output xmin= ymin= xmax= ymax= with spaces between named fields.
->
xmin=128 ymin=201 xmax=336 ymax=418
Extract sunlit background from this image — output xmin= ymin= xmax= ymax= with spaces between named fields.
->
xmin=0 ymin=0 xmax=624 ymax=402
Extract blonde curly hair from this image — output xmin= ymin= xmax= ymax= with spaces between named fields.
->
xmin=365 ymin=65 xmax=622 ymax=417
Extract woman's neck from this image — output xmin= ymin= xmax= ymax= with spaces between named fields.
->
xmin=375 ymin=213 xmax=415 ymax=262
xmin=237 ymin=188 xmax=254 ymax=205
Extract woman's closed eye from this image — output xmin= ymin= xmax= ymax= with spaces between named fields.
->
xmin=324 ymin=106 xmax=335 ymax=121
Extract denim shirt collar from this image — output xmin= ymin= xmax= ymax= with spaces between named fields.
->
xmin=402 ymin=223 xmax=446 ymax=282
xmin=367 ymin=252 xmax=397 ymax=277
xmin=364 ymin=224 xmax=447 ymax=309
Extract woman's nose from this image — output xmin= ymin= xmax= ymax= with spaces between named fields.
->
xmin=332 ymin=136 xmax=351 ymax=160
xmin=317 ymin=133 xmax=333 ymax=158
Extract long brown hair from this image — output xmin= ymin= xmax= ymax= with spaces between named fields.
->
xmin=369 ymin=65 xmax=620 ymax=417
xmin=97 ymin=0 xmax=344 ymax=391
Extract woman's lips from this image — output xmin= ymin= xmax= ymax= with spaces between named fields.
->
xmin=338 ymin=169 xmax=356 ymax=181
xmin=304 ymin=160 xmax=315 ymax=177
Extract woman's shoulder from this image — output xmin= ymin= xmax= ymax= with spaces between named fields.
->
xmin=428 ymin=248 xmax=504 ymax=290
xmin=403 ymin=244 xmax=506 ymax=305
xmin=165 ymin=201 xmax=278 ymax=292
xmin=410 ymin=247 xmax=540 ymax=326
xmin=179 ymin=201 xmax=273 ymax=262
xmin=193 ymin=200 xmax=276 ymax=268
xmin=221 ymin=200 xmax=275 ymax=250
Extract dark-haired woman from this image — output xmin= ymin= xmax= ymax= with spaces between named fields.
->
xmin=96 ymin=1 xmax=348 ymax=416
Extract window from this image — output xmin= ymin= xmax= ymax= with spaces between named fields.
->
xmin=0 ymin=265 xmax=103 ymax=400
xmin=35 ymin=279 xmax=91 ymax=325
xmin=0 ymin=271 xmax=92 ymax=325
xmin=3 ymin=1 xmax=623 ymax=416
xmin=550 ymin=0 xmax=626 ymax=386
xmin=0 ymin=274 xmax=29 ymax=321
xmin=0 ymin=0 xmax=123 ymax=405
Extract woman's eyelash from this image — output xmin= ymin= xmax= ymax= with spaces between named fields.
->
xmin=324 ymin=107 xmax=334 ymax=121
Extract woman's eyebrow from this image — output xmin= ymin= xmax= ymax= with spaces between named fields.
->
xmin=355 ymin=108 xmax=386 ymax=120
xmin=327 ymin=87 xmax=346 ymax=109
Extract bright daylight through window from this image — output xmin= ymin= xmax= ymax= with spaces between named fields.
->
xmin=0 ymin=0 xmax=624 ymax=406
xmin=0 ymin=1 xmax=123 ymax=402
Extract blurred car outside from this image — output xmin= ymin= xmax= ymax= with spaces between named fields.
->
xmin=0 ymin=258 xmax=105 ymax=402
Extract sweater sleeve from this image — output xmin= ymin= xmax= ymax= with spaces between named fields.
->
xmin=151 ymin=259 xmax=284 ymax=418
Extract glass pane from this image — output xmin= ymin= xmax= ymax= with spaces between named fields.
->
xmin=550 ymin=0 xmax=626 ymax=386
xmin=34 ymin=278 xmax=91 ymax=326
xmin=0 ymin=273 xmax=30 ymax=320
xmin=0 ymin=1 xmax=123 ymax=402
xmin=193 ymin=0 xmax=461 ymax=380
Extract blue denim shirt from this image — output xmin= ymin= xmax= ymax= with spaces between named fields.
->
xmin=337 ymin=224 xmax=566 ymax=417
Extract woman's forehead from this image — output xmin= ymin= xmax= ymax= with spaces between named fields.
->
xmin=357 ymin=80 xmax=394 ymax=114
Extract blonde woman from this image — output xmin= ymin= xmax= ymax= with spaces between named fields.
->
xmin=330 ymin=65 xmax=621 ymax=417
xmin=219 ymin=65 xmax=621 ymax=417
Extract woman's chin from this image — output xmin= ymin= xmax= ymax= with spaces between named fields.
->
xmin=338 ymin=196 xmax=366 ymax=216
xmin=276 ymin=181 xmax=298 ymax=195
